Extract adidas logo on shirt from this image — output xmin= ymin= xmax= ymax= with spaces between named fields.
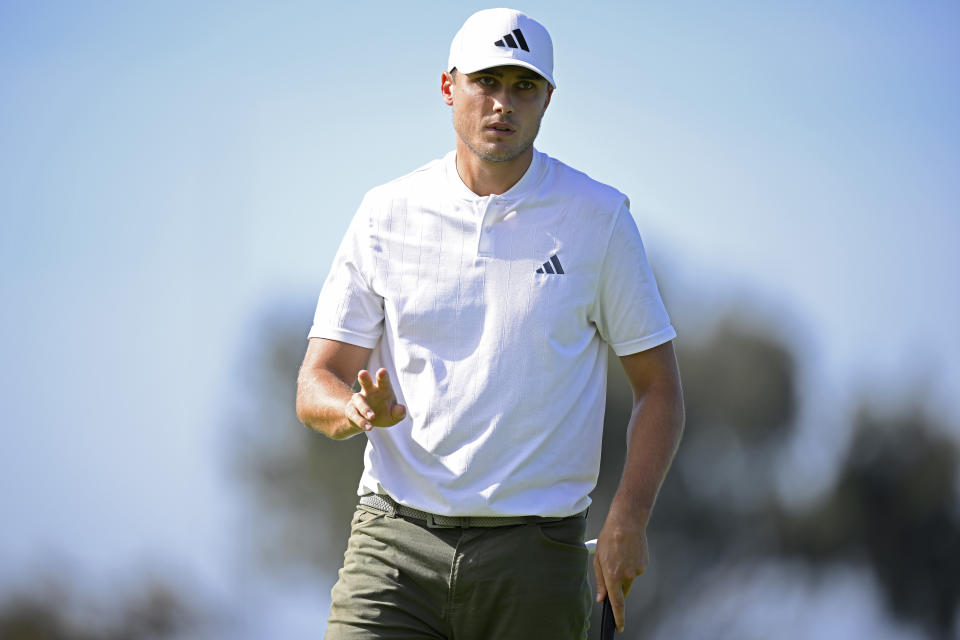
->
xmin=494 ymin=29 xmax=530 ymax=52
xmin=536 ymin=255 xmax=564 ymax=275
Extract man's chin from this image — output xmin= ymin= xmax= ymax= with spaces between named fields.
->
xmin=468 ymin=141 xmax=533 ymax=164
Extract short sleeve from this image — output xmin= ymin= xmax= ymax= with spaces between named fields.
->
xmin=307 ymin=197 xmax=384 ymax=348
xmin=591 ymin=204 xmax=676 ymax=356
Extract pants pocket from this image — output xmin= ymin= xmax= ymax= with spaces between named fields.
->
xmin=535 ymin=515 xmax=588 ymax=552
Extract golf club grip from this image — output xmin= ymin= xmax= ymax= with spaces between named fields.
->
xmin=600 ymin=595 xmax=616 ymax=640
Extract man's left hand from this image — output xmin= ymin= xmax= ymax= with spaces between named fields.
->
xmin=593 ymin=511 xmax=650 ymax=633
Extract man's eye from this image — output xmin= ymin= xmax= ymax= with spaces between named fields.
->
xmin=518 ymin=81 xmax=534 ymax=90
xmin=478 ymin=77 xmax=496 ymax=86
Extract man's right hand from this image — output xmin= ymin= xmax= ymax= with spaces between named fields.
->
xmin=346 ymin=368 xmax=407 ymax=431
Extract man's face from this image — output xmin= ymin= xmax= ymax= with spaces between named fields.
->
xmin=442 ymin=65 xmax=553 ymax=164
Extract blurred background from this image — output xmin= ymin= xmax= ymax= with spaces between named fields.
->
xmin=1 ymin=1 xmax=958 ymax=638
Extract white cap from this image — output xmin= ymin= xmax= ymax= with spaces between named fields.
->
xmin=448 ymin=8 xmax=556 ymax=88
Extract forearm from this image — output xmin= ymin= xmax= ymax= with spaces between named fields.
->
xmin=593 ymin=369 xmax=684 ymax=630
xmin=609 ymin=380 xmax=685 ymax=528
xmin=296 ymin=368 xmax=362 ymax=440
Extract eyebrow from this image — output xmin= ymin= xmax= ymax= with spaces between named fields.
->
xmin=472 ymin=68 xmax=545 ymax=81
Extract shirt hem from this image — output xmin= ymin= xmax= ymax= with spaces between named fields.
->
xmin=307 ymin=326 xmax=380 ymax=349
xmin=610 ymin=325 xmax=677 ymax=357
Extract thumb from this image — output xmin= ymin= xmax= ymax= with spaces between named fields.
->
xmin=391 ymin=403 xmax=407 ymax=420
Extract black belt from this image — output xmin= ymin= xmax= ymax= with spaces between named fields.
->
xmin=359 ymin=493 xmax=585 ymax=529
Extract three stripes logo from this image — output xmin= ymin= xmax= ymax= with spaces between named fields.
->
xmin=536 ymin=254 xmax=564 ymax=275
xmin=494 ymin=29 xmax=529 ymax=52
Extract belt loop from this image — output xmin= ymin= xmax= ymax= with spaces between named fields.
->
xmin=381 ymin=495 xmax=398 ymax=518
xmin=425 ymin=513 xmax=453 ymax=529
xmin=361 ymin=493 xmax=398 ymax=518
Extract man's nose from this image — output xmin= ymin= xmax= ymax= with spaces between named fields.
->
xmin=492 ymin=89 xmax=514 ymax=114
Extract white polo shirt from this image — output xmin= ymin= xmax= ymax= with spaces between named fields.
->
xmin=310 ymin=149 xmax=676 ymax=517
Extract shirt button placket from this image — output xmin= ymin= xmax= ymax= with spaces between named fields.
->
xmin=477 ymin=199 xmax=495 ymax=257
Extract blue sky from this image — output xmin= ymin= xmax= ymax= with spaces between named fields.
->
xmin=1 ymin=1 xmax=958 ymax=635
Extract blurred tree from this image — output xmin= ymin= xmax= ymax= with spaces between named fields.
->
xmin=587 ymin=316 xmax=801 ymax=635
xmin=0 ymin=578 xmax=196 ymax=640
xmin=780 ymin=406 xmax=960 ymax=639
xmin=234 ymin=299 xmax=960 ymax=639
xmin=234 ymin=299 xmax=808 ymax=635
xmin=227 ymin=298 xmax=366 ymax=580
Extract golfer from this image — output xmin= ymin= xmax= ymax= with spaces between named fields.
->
xmin=297 ymin=8 xmax=684 ymax=639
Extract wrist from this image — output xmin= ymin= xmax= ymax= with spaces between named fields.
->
xmin=607 ymin=495 xmax=652 ymax=530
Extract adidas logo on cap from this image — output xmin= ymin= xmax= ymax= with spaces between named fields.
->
xmin=494 ymin=29 xmax=529 ymax=52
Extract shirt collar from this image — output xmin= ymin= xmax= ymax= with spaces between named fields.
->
xmin=444 ymin=148 xmax=546 ymax=203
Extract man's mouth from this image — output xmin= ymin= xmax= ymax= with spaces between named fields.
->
xmin=487 ymin=122 xmax=515 ymax=133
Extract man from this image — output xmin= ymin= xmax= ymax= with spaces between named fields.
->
xmin=296 ymin=8 xmax=684 ymax=639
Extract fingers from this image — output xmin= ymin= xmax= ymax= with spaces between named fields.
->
xmin=595 ymin=551 xmax=637 ymax=633
xmin=357 ymin=369 xmax=376 ymax=395
xmin=375 ymin=368 xmax=393 ymax=393
xmin=350 ymin=369 xmax=404 ymax=430
xmin=593 ymin=556 xmax=607 ymax=603
xmin=607 ymin=579 xmax=626 ymax=632
xmin=346 ymin=393 xmax=375 ymax=431
xmin=358 ymin=369 xmax=394 ymax=397
xmin=595 ymin=556 xmax=626 ymax=632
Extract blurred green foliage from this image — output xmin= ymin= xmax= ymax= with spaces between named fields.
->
xmin=2 ymin=295 xmax=956 ymax=638
xmin=228 ymin=299 xmax=959 ymax=638
xmin=0 ymin=578 xmax=196 ymax=640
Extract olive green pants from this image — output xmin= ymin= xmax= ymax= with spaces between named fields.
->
xmin=325 ymin=504 xmax=592 ymax=640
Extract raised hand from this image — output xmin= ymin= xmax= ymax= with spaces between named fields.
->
xmin=346 ymin=368 xmax=407 ymax=432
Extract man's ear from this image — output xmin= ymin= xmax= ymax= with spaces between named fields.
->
xmin=441 ymin=71 xmax=455 ymax=106
xmin=543 ymin=85 xmax=554 ymax=111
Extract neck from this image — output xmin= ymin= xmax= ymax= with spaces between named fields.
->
xmin=455 ymin=141 xmax=534 ymax=196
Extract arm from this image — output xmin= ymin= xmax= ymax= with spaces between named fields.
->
xmin=296 ymin=337 xmax=406 ymax=440
xmin=593 ymin=340 xmax=685 ymax=632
